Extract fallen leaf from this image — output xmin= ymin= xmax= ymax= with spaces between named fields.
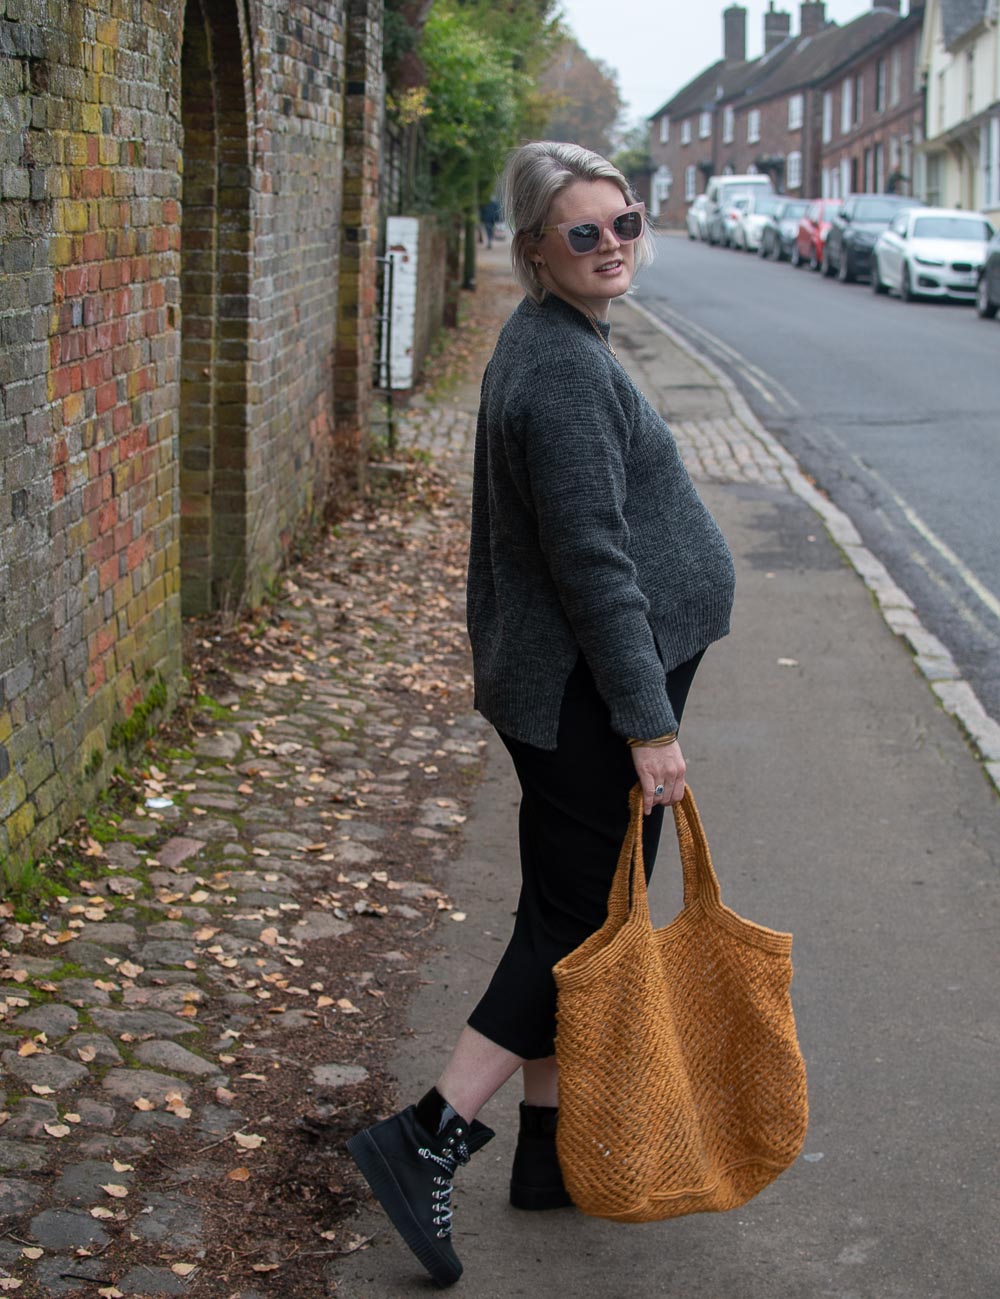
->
xmin=0 ymin=1113 xmax=8 ymax=1126
xmin=450 ymin=912 xmax=467 ymax=923
xmin=226 ymin=1166 xmax=251 ymax=1181
xmin=83 ymin=836 xmax=105 ymax=857
xmin=44 ymin=1123 xmax=71 ymax=1138
xmin=64 ymin=1112 xmax=82 ymax=1123
xmin=21 ymin=1247 xmax=44 ymax=1259
xmin=17 ymin=1040 xmax=41 ymax=1057
xmin=10 ymin=969 xmax=29 ymax=983
xmin=133 ymin=1097 xmax=155 ymax=1111
xmin=31 ymin=1085 xmax=55 ymax=1096
xmin=171 ymin=1264 xmax=197 ymax=1277
xmin=240 ymin=1073 xmax=267 ymax=1082
xmin=251 ymin=1263 xmax=280 ymax=1273
xmin=336 ymin=998 xmax=361 ymax=1014
xmin=112 ymin=1159 xmax=134 ymax=1173
xmin=100 ymin=1184 xmax=129 ymax=1198
xmin=78 ymin=1046 xmax=98 ymax=1063
xmin=233 ymin=1132 xmax=265 ymax=1150
xmin=316 ymin=995 xmax=334 ymax=1008
xmin=118 ymin=961 xmax=143 ymax=979
xmin=90 ymin=1206 xmax=115 ymax=1219
xmin=98 ymin=1287 xmax=124 ymax=1298
xmin=777 ymin=657 xmax=799 ymax=667
xmin=0 ymin=1280 xmax=24 ymax=1291
xmin=258 ymin=927 xmax=279 ymax=946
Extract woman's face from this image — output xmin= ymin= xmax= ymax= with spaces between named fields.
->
xmin=533 ymin=178 xmax=637 ymax=320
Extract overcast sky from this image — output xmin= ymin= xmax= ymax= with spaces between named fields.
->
xmin=557 ymin=1 xmax=912 ymax=126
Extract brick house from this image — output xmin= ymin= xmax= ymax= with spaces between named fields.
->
xmin=818 ymin=4 xmax=926 ymax=197
xmin=648 ymin=5 xmax=802 ymax=227
xmin=722 ymin=4 xmax=918 ymax=200
xmin=0 ymin=0 xmax=384 ymax=864
xmin=649 ymin=3 xmax=925 ymax=224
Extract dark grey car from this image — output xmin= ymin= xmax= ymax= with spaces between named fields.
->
xmin=822 ymin=193 xmax=924 ymax=282
xmin=976 ymin=227 xmax=1000 ymax=319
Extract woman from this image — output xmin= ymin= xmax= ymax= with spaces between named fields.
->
xmin=347 ymin=142 xmax=736 ymax=1286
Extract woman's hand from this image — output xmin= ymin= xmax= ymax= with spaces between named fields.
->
xmin=631 ymin=740 xmax=686 ymax=815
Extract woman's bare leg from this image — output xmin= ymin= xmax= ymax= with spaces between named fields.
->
xmin=521 ymin=1055 xmax=558 ymax=1107
xmin=435 ymin=1025 xmax=524 ymax=1122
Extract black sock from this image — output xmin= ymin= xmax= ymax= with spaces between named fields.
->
xmin=415 ymin=1086 xmax=464 ymax=1136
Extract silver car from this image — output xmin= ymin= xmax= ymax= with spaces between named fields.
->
xmin=686 ymin=194 xmax=709 ymax=241
xmin=732 ymin=192 xmax=785 ymax=252
xmin=871 ymin=207 xmax=995 ymax=302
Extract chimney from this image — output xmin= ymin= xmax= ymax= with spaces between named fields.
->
xmin=723 ymin=5 xmax=747 ymax=63
xmin=764 ymin=3 xmax=792 ymax=53
xmin=799 ymin=2 xmax=827 ymax=38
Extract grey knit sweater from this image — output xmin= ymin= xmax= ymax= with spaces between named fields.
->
xmin=467 ymin=292 xmax=735 ymax=749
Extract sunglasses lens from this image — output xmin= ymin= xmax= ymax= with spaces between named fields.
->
xmin=566 ymin=223 xmax=600 ymax=253
xmin=614 ymin=210 xmax=643 ymax=241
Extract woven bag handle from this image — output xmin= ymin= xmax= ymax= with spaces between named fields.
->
xmin=607 ymin=786 xmax=723 ymax=927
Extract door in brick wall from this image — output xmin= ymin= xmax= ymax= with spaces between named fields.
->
xmin=179 ymin=0 xmax=252 ymax=614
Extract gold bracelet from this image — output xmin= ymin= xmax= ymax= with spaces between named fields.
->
xmin=626 ymin=731 xmax=677 ymax=749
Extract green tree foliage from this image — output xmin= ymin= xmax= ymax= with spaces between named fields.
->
xmin=613 ymin=122 xmax=653 ymax=190
xmin=538 ymin=35 xmax=624 ymax=158
xmin=418 ymin=0 xmax=561 ymax=213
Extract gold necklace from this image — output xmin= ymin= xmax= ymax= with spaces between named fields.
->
xmin=586 ymin=312 xmax=619 ymax=360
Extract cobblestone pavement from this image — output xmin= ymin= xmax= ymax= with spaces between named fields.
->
xmin=0 ymin=274 xmax=519 ymax=1297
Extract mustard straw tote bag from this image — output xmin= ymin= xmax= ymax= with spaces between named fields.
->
xmin=553 ymin=785 xmax=808 ymax=1223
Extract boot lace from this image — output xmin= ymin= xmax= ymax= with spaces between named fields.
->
xmin=418 ymin=1133 xmax=471 ymax=1239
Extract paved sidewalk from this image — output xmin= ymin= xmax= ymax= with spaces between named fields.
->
xmin=2 ymin=246 xmax=996 ymax=1299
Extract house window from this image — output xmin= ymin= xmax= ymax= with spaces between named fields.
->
xmin=937 ymin=71 xmax=945 ymax=132
xmin=839 ymin=156 xmax=851 ymax=196
xmin=841 ymin=78 xmax=852 ymax=134
xmin=659 ymin=116 xmax=669 ymax=144
xmin=681 ymin=119 xmax=692 ymax=145
xmin=874 ymin=142 xmax=884 ymax=193
xmin=926 ymin=153 xmax=941 ymax=207
xmin=685 ymin=165 xmax=697 ymax=201
xmin=699 ymin=110 xmax=712 ymax=139
xmin=854 ymin=74 xmax=863 ymax=124
xmin=788 ymin=93 xmax=803 ymax=130
xmin=723 ymin=105 xmax=734 ymax=144
xmin=890 ymin=48 xmax=902 ymax=106
xmin=747 ymin=109 xmax=761 ymax=144
xmin=966 ymin=49 xmax=975 ymax=117
xmin=822 ymin=91 xmax=833 ymax=144
xmin=652 ymin=164 xmax=672 ymax=218
xmin=787 ymin=151 xmax=802 ymax=190
xmin=875 ymin=59 xmax=886 ymax=113
xmin=982 ymin=116 xmax=1000 ymax=208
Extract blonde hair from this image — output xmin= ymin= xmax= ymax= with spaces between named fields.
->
xmin=499 ymin=141 xmax=656 ymax=302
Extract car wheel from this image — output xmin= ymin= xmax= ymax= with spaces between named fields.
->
xmin=757 ymin=238 xmax=767 ymax=258
xmin=821 ymin=248 xmax=835 ymax=277
xmin=871 ymin=255 xmax=887 ymax=295
xmin=790 ymin=243 xmax=801 ymax=267
xmin=901 ymin=263 xmax=916 ymax=303
xmin=687 ymin=228 xmax=695 ymax=241
xmin=837 ymin=253 xmax=853 ymax=284
xmin=976 ymin=274 xmax=998 ymax=319
xmin=809 ymin=247 xmax=821 ymax=272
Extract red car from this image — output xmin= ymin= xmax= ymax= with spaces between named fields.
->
xmin=792 ymin=199 xmax=842 ymax=271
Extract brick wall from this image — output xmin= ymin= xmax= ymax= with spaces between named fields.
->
xmin=0 ymin=0 xmax=382 ymax=865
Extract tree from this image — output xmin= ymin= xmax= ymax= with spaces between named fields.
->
xmin=538 ymin=35 xmax=624 ymax=158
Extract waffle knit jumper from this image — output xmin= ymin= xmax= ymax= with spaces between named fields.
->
xmin=467 ymin=292 xmax=736 ymax=750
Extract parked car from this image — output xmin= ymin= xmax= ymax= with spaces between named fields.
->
xmin=791 ymin=199 xmax=842 ymax=270
xmin=871 ymin=207 xmax=994 ymax=302
xmin=823 ymin=193 xmax=924 ymax=282
xmin=718 ymin=195 xmax=752 ymax=248
xmin=976 ymin=227 xmax=1000 ymax=318
xmin=705 ymin=173 xmax=774 ymax=245
xmin=733 ymin=192 xmax=785 ymax=252
xmin=758 ymin=198 xmax=810 ymax=261
xmin=686 ymin=194 xmax=710 ymax=241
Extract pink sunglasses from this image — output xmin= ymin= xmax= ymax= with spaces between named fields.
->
xmin=540 ymin=203 xmax=646 ymax=256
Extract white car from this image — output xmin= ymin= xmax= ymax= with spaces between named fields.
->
xmin=732 ymin=192 xmax=785 ymax=252
xmin=686 ymin=194 xmax=709 ymax=241
xmin=871 ymin=207 xmax=995 ymax=302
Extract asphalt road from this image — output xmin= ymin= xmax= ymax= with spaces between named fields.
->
xmin=636 ymin=233 xmax=1000 ymax=729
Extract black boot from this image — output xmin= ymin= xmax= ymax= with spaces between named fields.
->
xmin=347 ymin=1102 xmax=494 ymax=1287
xmin=509 ymin=1101 xmax=574 ymax=1210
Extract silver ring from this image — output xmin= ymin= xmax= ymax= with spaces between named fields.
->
xmin=654 ymin=784 xmax=665 ymax=797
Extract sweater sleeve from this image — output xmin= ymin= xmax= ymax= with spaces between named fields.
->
xmin=516 ymin=351 xmax=678 ymax=739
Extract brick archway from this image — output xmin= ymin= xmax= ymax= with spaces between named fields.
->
xmin=179 ymin=0 xmax=252 ymax=614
